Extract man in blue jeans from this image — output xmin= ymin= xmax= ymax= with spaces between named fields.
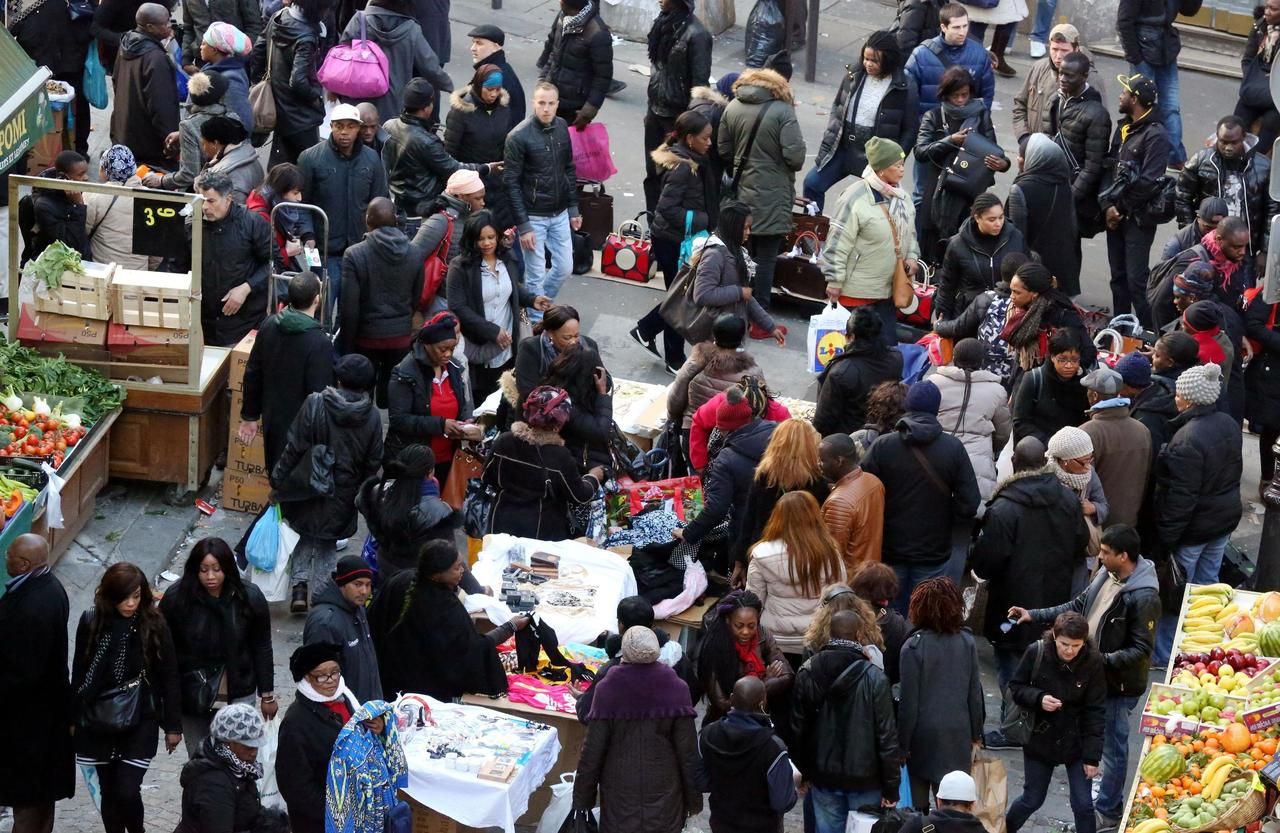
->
xmin=505 ymin=81 xmax=582 ymax=323
xmin=1009 ymin=524 xmax=1160 ymax=832
xmin=1117 ymin=0 xmax=1190 ymax=165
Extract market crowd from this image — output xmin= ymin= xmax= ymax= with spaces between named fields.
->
xmin=2 ymin=0 xmax=1277 ymax=826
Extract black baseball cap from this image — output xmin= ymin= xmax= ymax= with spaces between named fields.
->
xmin=467 ymin=24 xmax=505 ymax=45
xmin=1117 ymin=73 xmax=1158 ymax=107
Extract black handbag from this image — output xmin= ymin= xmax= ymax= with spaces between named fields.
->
xmin=272 ymin=396 xmax=335 ymax=502
xmin=180 ymin=665 xmax=225 ymax=714
xmin=463 ymin=477 xmax=497 ymax=539
xmin=939 ymin=125 xmax=1004 ymax=199
xmin=79 ymin=676 xmax=145 ymax=734
xmin=998 ymin=641 xmax=1044 ymax=746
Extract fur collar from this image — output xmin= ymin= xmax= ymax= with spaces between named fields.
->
xmin=448 ymin=87 xmax=511 ymax=114
xmin=689 ymin=85 xmax=728 ymax=106
xmin=732 ymin=68 xmax=794 ymax=105
xmin=691 ymin=342 xmax=761 ymax=377
xmin=989 ymin=465 xmax=1054 ymax=499
xmin=650 ymin=143 xmax=699 ymax=173
xmin=499 ymin=370 xmax=521 ymax=408
xmin=511 ymin=421 xmax=565 ymax=446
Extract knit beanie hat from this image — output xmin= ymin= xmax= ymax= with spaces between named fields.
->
xmin=1177 ymin=362 xmax=1223 ymax=406
xmin=1114 ymin=352 xmax=1152 ymax=388
xmin=903 ymin=381 xmax=941 ymax=415
xmin=1047 ymin=426 xmax=1093 ymax=461
xmin=289 ymin=641 xmax=343 ymax=682
xmin=403 ymin=78 xmax=436 ymax=112
xmin=621 ymin=626 xmax=660 ymax=664
xmin=1183 ymin=300 xmax=1223 ymax=332
xmin=445 ymin=169 xmax=484 ymax=196
xmin=1173 ymin=261 xmax=1217 ymax=297
xmin=333 ymin=555 xmax=373 ymax=586
xmin=523 ymin=385 xmax=573 ymax=431
xmin=715 ymin=72 xmax=740 ymax=99
xmin=211 ymin=703 xmax=267 ymax=747
xmin=417 ymin=311 xmax=459 ymax=345
xmin=717 ymin=387 xmax=753 ymax=432
xmin=188 ymin=71 xmax=230 ymax=107
xmin=865 ymin=137 xmax=905 ymax=173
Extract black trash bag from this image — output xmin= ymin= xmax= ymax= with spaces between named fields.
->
xmin=854 ymin=805 xmax=921 ymax=833
xmin=744 ymin=0 xmax=786 ymax=68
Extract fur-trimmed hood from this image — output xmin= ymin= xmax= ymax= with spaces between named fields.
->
xmin=689 ymin=85 xmax=728 ymax=107
xmin=448 ymin=87 xmax=511 ymax=114
xmin=511 ymin=421 xmax=565 ymax=446
xmin=732 ymin=68 xmax=794 ymax=106
xmin=499 ymin=370 xmax=521 ymax=408
xmin=988 ymin=465 xmax=1060 ymax=504
xmin=650 ymin=142 xmax=702 ymax=174
xmin=690 ymin=342 xmax=762 ymax=378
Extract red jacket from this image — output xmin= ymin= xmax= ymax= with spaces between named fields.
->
xmin=689 ymin=395 xmax=791 ymax=471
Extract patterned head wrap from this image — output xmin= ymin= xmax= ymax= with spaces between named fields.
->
xmin=203 ymin=22 xmax=253 ymax=56
xmin=100 ymin=144 xmax=136 ymax=183
xmin=325 ymin=700 xmax=408 ymax=833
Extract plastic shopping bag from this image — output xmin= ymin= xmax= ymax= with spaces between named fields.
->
xmin=256 ymin=718 xmax=285 ymax=810
xmin=83 ymin=43 xmax=109 ymax=109
xmin=246 ymin=505 xmax=282 ymax=571
xmin=568 ymin=122 xmax=618 ymax=182
xmin=807 ymin=302 xmax=851 ymax=373
xmin=537 ymin=776 xmax=576 ymax=833
xmin=250 ymin=516 xmax=299 ymax=602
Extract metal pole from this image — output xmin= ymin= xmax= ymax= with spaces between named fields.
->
xmin=804 ymin=0 xmax=819 ymax=82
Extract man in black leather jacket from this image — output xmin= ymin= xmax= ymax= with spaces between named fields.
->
xmin=642 ymin=0 xmax=712 ymax=211
xmin=537 ymin=0 xmax=614 ymax=127
xmin=1010 ymin=524 xmax=1160 ymax=830
xmin=382 ymin=78 xmax=501 ymax=218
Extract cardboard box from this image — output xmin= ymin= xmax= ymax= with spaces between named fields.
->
xmin=228 ymin=330 xmax=257 ymax=392
xmin=107 ymin=322 xmax=192 ymax=363
xmin=16 ymin=304 xmax=109 ymax=347
xmin=224 ymin=469 xmax=270 ymax=515
xmin=227 ymin=390 xmax=267 ymax=479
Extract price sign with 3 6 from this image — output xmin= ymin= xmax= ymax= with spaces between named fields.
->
xmin=132 ymin=198 xmax=188 ymax=258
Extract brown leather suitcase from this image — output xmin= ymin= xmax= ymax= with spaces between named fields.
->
xmin=577 ymin=180 xmax=614 ymax=250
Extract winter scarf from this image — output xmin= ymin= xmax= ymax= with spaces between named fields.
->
xmin=278 ymin=306 xmax=322 ymax=333
xmin=563 ymin=1 xmax=595 ymax=34
xmin=1199 ymin=231 xmax=1242 ymax=293
xmin=325 ymin=700 xmax=408 ymax=833
xmin=6 ymin=0 xmax=46 ymax=27
xmin=1184 ymin=321 xmax=1227 ymax=365
xmin=297 ymin=676 xmax=359 ymax=706
xmin=941 ymin=98 xmax=985 ymax=128
xmin=1260 ymin=21 xmax=1280 ymax=66
xmin=1001 ymin=298 xmax=1052 ymax=370
xmin=585 ymin=661 xmax=697 ymax=720
xmin=863 ymin=163 xmax=911 ymax=253
xmin=1049 ymin=459 xmax=1092 ymax=494
xmin=648 ymin=0 xmax=691 ymax=64
xmin=734 ymin=636 xmax=767 ymax=678
xmin=212 ymin=737 xmax=264 ymax=780
xmin=78 ymin=615 xmax=140 ymax=695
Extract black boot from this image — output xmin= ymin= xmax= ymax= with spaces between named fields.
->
xmin=290 ymin=582 xmax=308 ymax=613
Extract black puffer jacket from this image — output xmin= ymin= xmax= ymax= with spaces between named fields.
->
xmin=972 ymin=469 xmax=1089 ymax=652
xmin=1011 ymin=365 xmax=1089 ymax=445
xmin=813 ymin=342 xmax=905 ymax=436
xmin=682 ymin=418 xmax=776 ymax=545
xmin=537 ymin=4 xmax=613 ymax=117
xmin=298 ymin=139 xmax=389 ymax=253
xmin=383 ymin=113 xmax=487 ymax=218
xmin=1031 ymin=556 xmax=1162 ymax=697
xmin=935 ymin=218 xmax=1027 ymax=320
xmin=651 ymin=142 xmax=718 ymax=243
xmin=1118 ymin=0 xmax=1189 ymax=67
xmin=273 ymin=388 xmax=384 ymax=539
xmin=276 ymin=694 xmax=355 ymax=833
xmin=200 ymin=201 xmax=272 ymax=347
xmin=1009 ymin=638 xmax=1106 ymax=766
xmin=789 ymin=643 xmax=900 ymax=795
xmin=338 ymin=222 xmax=437 ymax=351
xmin=1176 ymin=140 xmax=1276 ymax=254
xmin=1246 ymin=297 xmax=1280 ymax=429
xmin=504 ymin=115 xmax=579 ymax=232
xmin=1155 ymin=403 xmax=1244 ymax=547
xmin=385 ymin=347 xmax=473 ymax=460
xmin=1102 ymin=110 xmax=1173 ymax=229
xmin=110 ymin=31 xmax=181 ymax=170
xmin=174 ymin=740 xmax=263 ymax=833
xmin=647 ymin=9 xmax=713 ymax=119
xmin=444 ymin=88 xmax=515 ymax=166
xmin=158 ymin=581 xmax=273 ymax=706
xmin=892 ymin=0 xmax=943 ymax=53
xmin=251 ymin=7 xmax=325 ymax=135
xmin=814 ymin=66 xmax=918 ymax=171
xmin=1131 ymin=375 xmax=1179 ymax=459
xmin=1048 ymin=87 xmax=1112 ymax=212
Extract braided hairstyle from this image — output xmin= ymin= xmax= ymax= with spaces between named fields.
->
xmin=697 ymin=589 xmax=765 ymax=702
xmin=364 ymin=444 xmax=436 ymax=548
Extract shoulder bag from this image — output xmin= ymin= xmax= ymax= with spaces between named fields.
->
xmin=722 ymin=100 xmax=776 ymax=207
xmin=317 ymin=10 xmax=390 ymax=98
xmin=998 ymin=641 xmax=1045 ymax=745
xmin=77 ymin=621 xmax=146 ymax=734
xmin=272 ymin=396 xmax=336 ymax=502
xmin=879 ymin=202 xmax=913 ymax=309
xmin=909 ymin=443 xmax=951 ymax=496
xmin=939 ymin=120 xmax=1004 ymax=199
xmin=180 ymin=665 xmax=226 ymax=714
xmin=249 ymin=15 xmax=280 ymax=133
xmin=659 ymin=255 xmax=719 ymax=344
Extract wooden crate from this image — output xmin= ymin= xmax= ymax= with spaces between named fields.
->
xmin=34 ymin=262 xmax=116 ymax=320
xmin=112 ymin=269 xmax=195 ymax=329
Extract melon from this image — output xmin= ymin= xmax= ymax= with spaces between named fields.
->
xmin=1225 ymin=613 xmax=1255 ymax=639
xmin=1139 ymin=744 xmax=1186 ymax=784
xmin=1254 ymin=592 xmax=1280 ymax=624
xmin=1258 ymin=622 xmax=1280 ymax=657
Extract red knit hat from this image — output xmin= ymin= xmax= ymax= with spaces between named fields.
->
xmin=716 ymin=389 xmax=753 ymax=432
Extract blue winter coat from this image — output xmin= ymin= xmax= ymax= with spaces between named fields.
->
xmin=204 ymin=56 xmax=253 ymax=132
xmin=904 ymin=34 xmax=996 ymax=116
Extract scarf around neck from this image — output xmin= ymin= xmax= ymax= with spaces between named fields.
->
xmin=563 ymin=1 xmax=594 ymax=33
xmin=735 ymin=635 xmax=767 ymax=679
xmin=298 ymin=675 xmax=359 ymax=705
xmin=1049 ymin=459 xmax=1092 ymax=494
xmin=586 ymin=661 xmax=697 ymax=720
xmin=212 ymin=738 xmax=264 ymax=781
xmin=941 ymin=98 xmax=985 ymax=126
xmin=1200 ymin=231 xmax=1242 ymax=290
xmin=1000 ymin=297 xmax=1053 ymax=369
xmin=648 ymin=5 xmax=690 ymax=64
xmin=1184 ymin=322 xmax=1227 ymax=364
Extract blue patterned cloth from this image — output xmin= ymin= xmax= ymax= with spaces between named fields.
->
xmin=325 ymin=700 xmax=408 ymax=833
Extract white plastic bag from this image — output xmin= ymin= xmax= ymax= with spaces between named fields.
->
xmin=536 ymin=772 xmax=576 ymax=833
xmin=807 ymin=302 xmax=851 ymax=374
xmin=256 ymin=718 xmax=285 ymax=810
xmin=847 ymin=810 xmax=878 ymax=833
xmin=250 ymin=517 xmax=299 ymax=602
xmin=42 ymin=461 xmax=66 ymax=529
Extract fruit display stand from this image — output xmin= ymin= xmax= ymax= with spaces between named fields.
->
xmin=6 ymin=177 xmax=230 ymax=495
xmin=1120 ymin=584 xmax=1280 ymax=833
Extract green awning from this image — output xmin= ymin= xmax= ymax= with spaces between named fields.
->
xmin=0 ymin=27 xmax=51 ymax=172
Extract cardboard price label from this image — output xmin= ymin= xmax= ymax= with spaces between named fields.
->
xmin=1243 ymin=702 xmax=1280 ymax=731
xmin=1139 ymin=712 xmax=1201 ymax=737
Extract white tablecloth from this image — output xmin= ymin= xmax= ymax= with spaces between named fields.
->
xmin=401 ymin=696 xmax=562 ymax=833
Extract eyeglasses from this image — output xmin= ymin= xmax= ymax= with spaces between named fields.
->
xmin=308 ymin=670 xmax=341 ymax=684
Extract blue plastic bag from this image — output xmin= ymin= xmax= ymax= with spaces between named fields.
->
xmin=83 ymin=43 xmax=109 ymax=110
xmin=246 ymin=505 xmax=281 ymax=571
xmin=360 ymin=534 xmax=379 ymax=575
xmin=678 ymin=210 xmax=709 ymax=269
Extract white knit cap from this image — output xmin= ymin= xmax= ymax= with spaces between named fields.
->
xmin=1177 ymin=363 xmax=1222 ymax=406
xmin=1047 ymin=426 xmax=1093 ymax=461
xmin=621 ymin=626 xmax=660 ymax=664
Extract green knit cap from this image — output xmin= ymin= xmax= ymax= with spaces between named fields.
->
xmin=865 ymin=137 xmax=905 ymax=172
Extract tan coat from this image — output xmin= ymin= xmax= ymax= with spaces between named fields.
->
xmin=1080 ymin=405 xmax=1151 ymax=528
xmin=746 ymin=539 xmax=846 ymax=655
xmin=821 ymin=468 xmax=885 ymax=572
xmin=84 ymin=176 xmax=153 ymax=270
xmin=666 ymin=342 xmax=766 ymax=429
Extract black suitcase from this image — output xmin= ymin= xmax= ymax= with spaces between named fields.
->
xmin=577 ymin=180 xmax=614 ymax=250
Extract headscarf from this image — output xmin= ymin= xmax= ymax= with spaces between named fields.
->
xmin=1182 ymin=300 xmax=1228 ymax=364
xmin=1017 ymin=134 xmax=1072 ymax=188
xmin=100 ymin=145 xmax=137 ymax=184
xmin=325 ymin=700 xmax=409 ymax=833
xmin=523 ymin=385 xmax=573 ymax=431
xmin=203 ymin=21 xmax=254 ymax=56
xmin=469 ymin=63 xmax=504 ymax=101
xmin=210 ymin=737 xmax=264 ymax=780
xmin=648 ymin=0 xmax=691 ymax=64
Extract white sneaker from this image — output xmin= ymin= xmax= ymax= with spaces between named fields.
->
xmin=1029 ymin=40 xmax=1046 ymax=58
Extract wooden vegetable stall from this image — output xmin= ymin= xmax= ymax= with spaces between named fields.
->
xmin=7 ymin=177 xmax=229 ymax=496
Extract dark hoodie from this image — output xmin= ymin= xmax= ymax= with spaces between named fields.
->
xmin=682 ymin=419 xmax=777 ymax=545
xmin=343 ymin=6 xmax=452 ymax=123
xmin=898 ymin=808 xmax=989 ymax=833
xmin=813 ymin=341 xmax=905 ymax=437
xmin=23 ymin=169 xmax=89 ymax=264
xmin=175 ymin=739 xmax=263 ymax=833
xmin=338 ymin=220 xmax=437 ymax=352
xmin=935 ymin=217 xmax=1027 ymax=321
xmin=205 ymin=57 xmax=254 ymax=131
xmin=273 ymin=388 xmax=384 ymax=540
xmin=302 ymin=583 xmax=383 ymax=703
xmin=698 ymin=710 xmax=797 ymax=833
xmin=860 ymin=412 xmax=981 ymax=567
xmin=110 ymin=29 xmax=180 ymax=169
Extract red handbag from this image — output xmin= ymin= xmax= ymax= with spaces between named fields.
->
xmin=418 ymin=214 xmax=454 ymax=311
xmin=601 ymin=215 xmax=653 ymax=282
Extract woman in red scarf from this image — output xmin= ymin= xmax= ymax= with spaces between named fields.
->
xmin=695 ymin=589 xmax=793 ymax=726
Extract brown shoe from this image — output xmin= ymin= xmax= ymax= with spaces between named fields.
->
xmin=994 ymin=56 xmax=1017 ymax=77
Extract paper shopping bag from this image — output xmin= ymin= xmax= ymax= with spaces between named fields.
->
xmin=971 ymin=749 xmax=1008 ymax=833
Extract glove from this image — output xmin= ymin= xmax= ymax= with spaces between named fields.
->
xmin=573 ymin=103 xmax=599 ymax=130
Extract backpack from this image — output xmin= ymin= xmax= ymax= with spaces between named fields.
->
xmin=418 ymin=213 xmax=454 ymax=312
xmin=1146 ymin=243 xmax=1207 ymax=295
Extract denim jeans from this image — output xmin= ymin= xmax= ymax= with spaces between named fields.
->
xmin=1153 ymin=613 xmax=1179 ymax=666
xmin=891 ymin=560 xmax=950 ymax=613
xmin=808 ymin=786 xmax=883 ymax=833
xmin=994 ymin=644 xmax=1022 ymax=721
xmin=522 ymin=211 xmax=573 ymax=322
xmin=803 ymin=153 xmax=859 ymax=212
xmin=1174 ymin=533 xmax=1229 ymax=585
xmin=1007 ymin=754 xmax=1095 ymax=833
xmin=1031 ymin=0 xmax=1058 ymax=44
xmin=1129 ymin=61 xmax=1185 ymax=165
xmin=290 ymin=535 xmax=338 ymax=597
xmin=1096 ymin=695 xmax=1140 ymax=818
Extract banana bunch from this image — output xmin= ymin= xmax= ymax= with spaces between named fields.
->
xmin=1181 ymin=588 xmax=1237 ymax=650
xmin=1132 ymin=819 xmax=1171 ymax=833
xmin=1200 ymin=757 xmax=1238 ymax=800
xmin=1225 ymin=631 xmax=1260 ymax=653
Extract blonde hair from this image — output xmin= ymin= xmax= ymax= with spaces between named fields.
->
xmin=757 ymin=491 xmax=844 ymax=598
xmin=755 ymin=418 xmax=821 ymax=491
xmin=804 ymin=583 xmax=884 ymax=652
